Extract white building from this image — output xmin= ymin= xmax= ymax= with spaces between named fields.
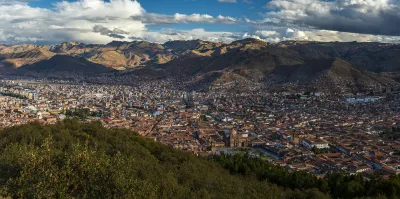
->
xmin=301 ymin=138 xmax=329 ymax=150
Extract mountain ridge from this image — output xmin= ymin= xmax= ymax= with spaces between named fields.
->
xmin=1 ymin=39 xmax=400 ymax=91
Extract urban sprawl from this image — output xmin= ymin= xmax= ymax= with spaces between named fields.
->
xmin=1 ymin=79 xmax=400 ymax=178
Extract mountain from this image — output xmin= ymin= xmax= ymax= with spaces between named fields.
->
xmin=0 ymin=44 xmax=39 ymax=55
xmin=2 ymin=39 xmax=400 ymax=72
xmin=158 ymin=40 xmax=400 ymax=75
xmin=49 ymin=41 xmax=96 ymax=54
xmin=267 ymin=58 xmax=397 ymax=92
xmin=1 ymin=39 xmax=400 ymax=90
xmin=2 ymin=48 xmax=55 ymax=68
xmin=0 ymin=119 xmax=329 ymax=198
xmin=18 ymin=55 xmax=115 ymax=76
xmin=152 ymin=40 xmax=398 ymax=91
xmin=47 ymin=41 xmax=169 ymax=69
xmin=0 ymin=39 xmax=270 ymax=71
xmin=0 ymin=44 xmax=53 ymax=68
xmin=164 ymin=39 xmax=224 ymax=53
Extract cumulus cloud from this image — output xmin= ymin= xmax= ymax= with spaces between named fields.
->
xmin=244 ymin=28 xmax=400 ymax=43
xmin=254 ymin=30 xmax=278 ymax=37
xmin=0 ymin=0 xmax=145 ymax=44
xmin=241 ymin=33 xmax=261 ymax=40
xmin=0 ymin=0 xmax=399 ymax=44
xmin=130 ymin=28 xmax=237 ymax=43
xmin=266 ymin=0 xmax=400 ymax=36
xmin=292 ymin=29 xmax=400 ymax=43
xmin=132 ymin=13 xmax=238 ymax=25
xmin=0 ymin=0 xmax=243 ymax=44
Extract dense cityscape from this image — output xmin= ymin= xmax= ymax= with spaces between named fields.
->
xmin=1 ymin=79 xmax=399 ymax=178
xmin=2 ymin=0 xmax=400 ymax=197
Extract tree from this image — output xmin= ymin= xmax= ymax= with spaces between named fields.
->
xmin=0 ymin=119 xmax=330 ymax=199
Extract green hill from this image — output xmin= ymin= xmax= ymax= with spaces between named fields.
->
xmin=1 ymin=120 xmax=400 ymax=199
xmin=0 ymin=119 xmax=328 ymax=199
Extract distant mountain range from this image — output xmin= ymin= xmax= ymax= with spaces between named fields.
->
xmin=1 ymin=39 xmax=399 ymax=91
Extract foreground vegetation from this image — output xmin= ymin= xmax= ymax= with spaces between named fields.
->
xmin=1 ymin=119 xmax=400 ymax=198
xmin=213 ymin=154 xmax=400 ymax=199
xmin=0 ymin=119 xmax=327 ymax=199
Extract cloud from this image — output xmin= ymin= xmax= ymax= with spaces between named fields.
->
xmin=217 ymin=0 xmax=236 ymax=3
xmin=55 ymin=0 xmax=144 ymax=20
xmin=242 ymin=33 xmax=261 ymax=40
xmin=132 ymin=13 xmax=239 ymax=25
xmin=0 ymin=0 xmax=145 ymax=44
xmin=242 ymin=0 xmax=251 ymax=4
xmin=254 ymin=30 xmax=278 ymax=37
xmin=266 ymin=0 xmax=400 ymax=36
xmin=293 ymin=29 xmax=400 ymax=43
xmin=0 ymin=0 xmax=399 ymax=45
xmin=0 ymin=0 xmax=38 ymax=5
xmin=244 ymin=27 xmax=400 ymax=43
xmin=244 ymin=17 xmax=285 ymax=27
xmin=130 ymin=28 xmax=237 ymax=43
xmin=0 ymin=0 xmax=240 ymax=44
xmin=92 ymin=25 xmax=128 ymax=39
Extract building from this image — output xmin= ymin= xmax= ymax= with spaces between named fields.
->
xmin=301 ymin=138 xmax=329 ymax=150
xmin=393 ymin=122 xmax=400 ymax=133
xmin=345 ymin=97 xmax=381 ymax=103
xmin=229 ymin=129 xmax=250 ymax=147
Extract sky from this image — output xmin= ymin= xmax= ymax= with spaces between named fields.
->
xmin=0 ymin=0 xmax=400 ymax=44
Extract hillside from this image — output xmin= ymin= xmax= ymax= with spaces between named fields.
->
xmin=2 ymin=48 xmax=55 ymax=68
xmin=282 ymin=42 xmax=400 ymax=72
xmin=155 ymin=44 xmax=396 ymax=91
xmin=1 ymin=120 xmax=400 ymax=198
xmin=1 ymin=39 xmax=400 ymax=90
xmin=0 ymin=120 xmax=328 ymax=199
xmin=0 ymin=45 xmax=52 ymax=68
xmin=17 ymin=55 xmax=115 ymax=76
xmin=267 ymin=58 xmax=397 ymax=91
xmin=1 ymin=40 xmax=400 ymax=73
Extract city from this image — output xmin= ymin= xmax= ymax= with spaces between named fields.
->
xmin=2 ymin=0 xmax=400 ymax=197
xmin=1 ymin=78 xmax=399 ymax=178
